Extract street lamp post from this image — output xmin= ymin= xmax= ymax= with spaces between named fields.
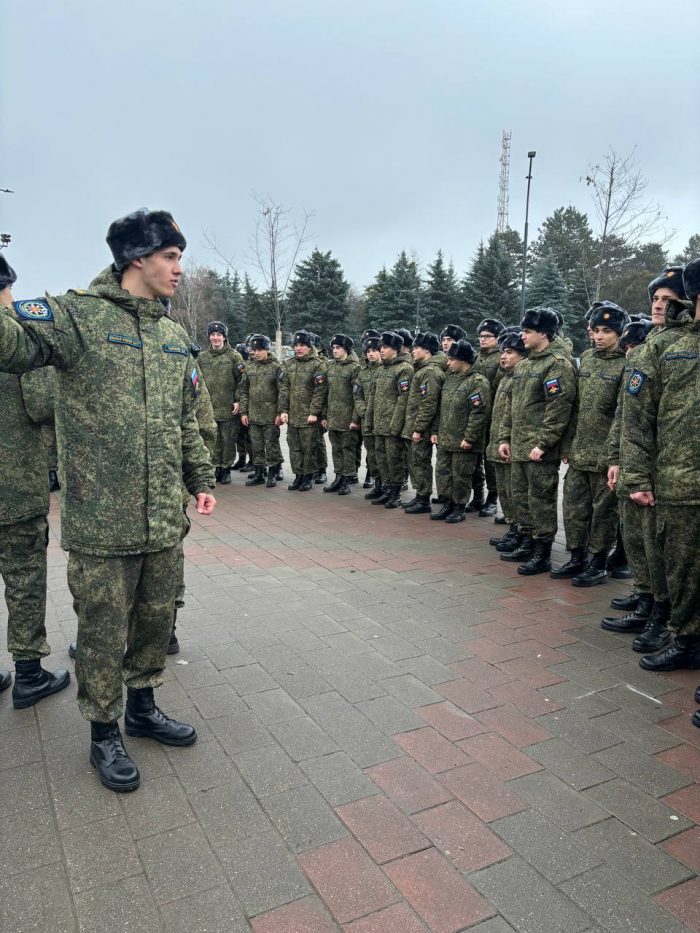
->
xmin=520 ymin=151 xmax=536 ymax=317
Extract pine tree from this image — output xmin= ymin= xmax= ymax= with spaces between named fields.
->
xmin=422 ymin=251 xmax=461 ymax=333
xmin=461 ymin=233 xmax=520 ymax=333
xmin=217 ymin=269 xmax=247 ymax=341
xmin=285 ymin=249 xmax=350 ymax=338
xmin=526 ymin=251 xmax=570 ymax=312
xmin=241 ymin=274 xmax=270 ymax=337
xmin=364 ymin=267 xmax=394 ymax=332
xmin=364 ymin=252 xmax=422 ymax=332
xmin=530 ymin=207 xmax=596 ymax=313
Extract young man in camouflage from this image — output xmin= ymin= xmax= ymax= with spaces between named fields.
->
xmin=0 ymin=210 xmax=216 ymax=792
xmin=551 ymin=302 xmax=629 ymax=586
xmin=470 ymin=318 xmax=505 ymax=516
xmin=431 ymin=339 xmax=491 ymax=523
xmin=353 ymin=335 xmax=382 ymax=499
xmin=197 ymin=321 xmax=245 ymax=485
xmin=322 ymin=334 xmax=360 ymax=495
xmin=0 ymin=257 xmax=70 ymax=705
xmin=355 ymin=330 xmax=381 ymax=486
xmin=401 ymin=332 xmax=445 ymax=514
xmin=239 ymin=334 xmax=285 ymax=488
xmin=279 ymin=330 xmax=328 ymax=491
xmin=498 ymin=307 xmax=577 ymax=575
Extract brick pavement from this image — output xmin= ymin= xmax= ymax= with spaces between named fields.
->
xmin=1 ymin=460 xmax=699 ymax=932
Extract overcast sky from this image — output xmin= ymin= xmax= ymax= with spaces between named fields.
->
xmin=2 ymin=0 xmax=698 ymax=298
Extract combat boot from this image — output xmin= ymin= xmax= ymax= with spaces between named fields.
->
xmin=494 ymin=515 xmax=507 ymax=525
xmin=372 ymin=484 xmax=391 ymax=505
xmin=640 ymin=636 xmax=700 ymax=672
xmin=500 ymin=536 xmax=533 ymax=562
xmin=608 ymin=537 xmax=632 ymax=579
xmin=518 ymin=539 xmax=552 ymax=576
xmin=90 ymin=721 xmax=140 ymax=793
xmin=246 ymin=466 xmax=266 ymax=486
xmin=445 ymin=503 xmax=466 ymax=523
xmin=232 ymin=454 xmax=247 ymax=470
xmin=633 ymin=600 xmax=672 ymax=653
xmin=363 ymin=473 xmax=374 ymax=489
xmin=402 ymin=495 xmax=418 ymax=509
xmin=572 ymin=550 xmax=608 ymax=587
xmin=465 ymin=489 xmax=485 ymax=513
xmin=323 ymin=475 xmax=343 ymax=493
xmin=490 ymin=523 xmax=517 ymax=547
xmin=610 ymin=592 xmax=639 ymax=611
xmin=0 ymin=670 xmax=11 ymax=693
xmin=125 ymin=687 xmax=197 ymax=746
xmin=348 ymin=473 xmax=359 ymax=485
xmin=219 ymin=467 xmax=232 ymax=485
xmin=431 ymin=494 xmax=448 ymax=504
xmin=48 ymin=469 xmax=61 ymax=492
xmin=384 ymin=484 xmax=403 ymax=509
xmin=693 ymin=710 xmax=700 ymax=729
xmin=365 ymin=478 xmax=382 ymax=500
xmin=600 ymin=592 xmax=654 ymax=633
xmin=12 ymin=660 xmax=70 ymax=710
xmin=215 ymin=466 xmax=223 ymax=483
xmin=237 ymin=457 xmax=251 ymax=471
xmin=288 ymin=474 xmax=302 ymax=490
xmin=695 ymin=685 xmax=700 ymax=704
xmin=314 ymin=470 xmax=327 ymax=485
xmin=167 ymin=627 xmax=180 ymax=655
xmin=298 ymin=474 xmax=314 ymax=491
xmin=68 ymin=641 xmax=77 ymax=659
xmin=405 ymin=496 xmax=431 ymax=514
xmin=550 ymin=547 xmax=587 ymax=579
xmin=275 ymin=464 xmax=284 ymax=481
xmin=337 ymin=476 xmax=351 ymax=496
xmin=496 ymin=530 xmax=523 ymax=553
xmin=265 ymin=469 xmax=277 ymax=488
xmin=431 ymin=501 xmax=454 ymax=521
xmin=479 ymin=492 xmax=498 ymax=518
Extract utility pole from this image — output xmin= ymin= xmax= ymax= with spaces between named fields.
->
xmin=496 ymin=131 xmax=511 ymax=234
xmin=520 ymin=151 xmax=536 ymax=316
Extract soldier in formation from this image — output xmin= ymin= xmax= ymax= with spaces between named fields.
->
xmin=198 ymin=321 xmax=245 ymax=485
xmin=323 ymin=334 xmax=361 ymax=495
xmin=279 ymin=330 xmax=328 ymax=491
xmin=239 ymin=334 xmax=285 ymax=488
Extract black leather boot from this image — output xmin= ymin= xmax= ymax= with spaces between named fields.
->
xmin=490 ymin=524 xmax=517 ymax=547
xmin=363 ymin=473 xmax=374 ymax=489
xmin=479 ymin=492 xmax=498 ymax=518
xmin=0 ymin=670 xmax=11 ymax=693
xmin=500 ymin=536 xmax=533 ymax=562
xmin=608 ymin=534 xmax=632 ymax=579
xmin=232 ymin=454 xmax=246 ymax=470
xmin=372 ymin=484 xmax=391 ymax=505
xmin=692 ymin=710 xmax=700 ymax=729
xmin=219 ymin=467 xmax=232 ymax=485
xmin=90 ymin=721 xmax=140 ymax=792
xmin=348 ymin=473 xmax=359 ymax=485
xmin=246 ymin=466 xmax=266 ymax=486
xmin=338 ymin=476 xmax=351 ymax=496
xmin=124 ymin=687 xmax=197 ymax=746
xmin=494 ymin=515 xmax=507 ymax=525
xmin=323 ymin=475 xmax=343 ymax=493
xmin=365 ymin=478 xmax=382 ymax=500
xmin=405 ymin=496 xmax=431 ymax=514
xmin=265 ymin=469 xmax=277 ymax=488
xmin=237 ymin=458 xmax=251 ymax=471
xmin=465 ymin=489 xmax=485 ymax=513
xmin=550 ymin=547 xmax=587 ymax=579
xmin=68 ymin=640 xmax=77 ymax=660
xmin=214 ymin=466 xmax=223 ymax=482
xmin=518 ymin=539 xmax=552 ymax=575
xmin=384 ymin=484 xmax=403 ymax=509
xmin=445 ymin=504 xmax=466 ymax=523
xmin=431 ymin=494 xmax=448 ymax=504
xmin=402 ymin=496 xmax=418 ymax=509
xmin=12 ymin=659 xmax=70 ymax=709
xmin=288 ymin=474 xmax=302 ymax=490
xmin=497 ymin=531 xmax=523 ymax=553
xmin=640 ymin=636 xmax=700 ymax=672
xmin=632 ymin=600 xmax=672 ymax=653
xmin=431 ymin=501 xmax=454 ymax=521
xmin=572 ymin=550 xmax=608 ymax=587
xmin=48 ymin=469 xmax=61 ymax=492
xmin=298 ymin=474 xmax=314 ymax=491
xmin=314 ymin=470 xmax=327 ymax=485
xmin=600 ymin=592 xmax=654 ymax=633
xmin=275 ymin=464 xmax=284 ymax=481
xmin=167 ymin=611 xmax=180 ymax=655
xmin=611 ymin=592 xmax=639 ymax=611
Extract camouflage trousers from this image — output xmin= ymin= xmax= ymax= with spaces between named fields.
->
xmin=492 ymin=461 xmax=514 ymax=524
xmin=287 ymin=425 xmax=320 ymax=476
xmin=317 ymin=426 xmax=328 ymax=471
xmin=250 ymin=423 xmax=282 ymax=467
xmin=329 ymin=429 xmax=358 ymax=476
xmin=362 ymin=430 xmax=378 ymax=478
xmin=510 ymin=461 xmax=559 ymax=541
xmin=641 ymin=498 xmax=669 ymax=600
xmin=562 ymin=467 xmax=618 ymax=554
xmin=657 ymin=505 xmax=700 ymax=636
xmin=435 ymin=448 xmax=477 ymax=505
xmin=355 ymin=428 xmax=363 ymax=471
xmin=618 ymin=490 xmax=651 ymax=595
xmin=0 ymin=514 xmax=49 ymax=661
xmin=42 ymin=424 xmax=58 ymax=470
xmin=374 ymin=434 xmax=405 ymax=485
xmin=67 ymin=546 xmax=179 ymax=723
xmin=237 ymin=422 xmax=252 ymax=460
xmin=408 ymin=438 xmax=434 ymax=498
xmin=471 ymin=452 xmax=497 ymax=498
xmin=214 ymin=418 xmax=239 ymax=467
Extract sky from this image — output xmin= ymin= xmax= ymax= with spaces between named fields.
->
xmin=2 ymin=0 xmax=698 ymax=298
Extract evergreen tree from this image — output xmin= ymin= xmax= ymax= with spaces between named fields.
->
xmin=364 ymin=267 xmax=394 ymax=332
xmin=241 ymin=274 xmax=269 ymax=337
xmin=461 ymin=233 xmax=520 ymax=331
xmin=217 ymin=269 xmax=247 ymax=341
xmin=365 ymin=252 xmax=421 ymax=332
xmin=603 ymin=241 xmax=667 ymax=316
xmin=422 ymin=250 xmax=461 ymax=333
xmin=673 ymin=233 xmax=700 ymax=265
xmin=526 ymin=251 xmax=570 ymax=311
xmin=530 ymin=207 xmax=596 ymax=313
xmin=285 ymin=248 xmax=350 ymax=338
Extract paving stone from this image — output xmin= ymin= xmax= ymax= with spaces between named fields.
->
xmin=278 ymin=628 xmax=328 ymax=652
xmin=381 ymin=674 xmax=442 ymax=708
xmin=0 ymin=862 xmax=75 ymax=933
xmin=167 ymin=738 xmax=239 ymax=792
xmin=0 ymin=762 xmax=50 ymax=815
xmin=605 ymin=661 xmax=681 ymax=697
xmin=526 ymin=738 xmax=615 ymax=790
xmin=172 ymin=657 xmax=228 ymax=688
xmin=63 ymin=813 xmax=141 ymax=893
xmin=245 ymin=687 xmax=305 ymax=724
xmin=561 ymin=864 xmax=690 ymax=933
xmin=491 ymin=810 xmax=603 ymax=883
xmin=439 ymin=763 xmax=527 ymax=822
xmin=574 ymin=817 xmax=693 ymax=895
xmin=584 ymin=778 xmax=693 ymax=843
xmin=300 ymin=752 xmax=380 ymax=807
xmin=234 ymin=743 xmax=309 ymax=797
xmin=159 ymin=885 xmax=250 ymax=931
xmin=539 ymin=681 xmax=620 ymax=718
xmin=448 ymin=657 xmax=514 ymax=688
xmin=74 ymin=875 xmax=164 ymax=933
xmin=272 ymin=662 xmax=333 ymax=699
xmin=323 ymin=669 xmax=388 ymax=703
xmin=342 ymin=901 xmax=427 ymax=932
xmin=298 ymin=838 xmax=400 ymax=924
xmin=487 ymin=681 xmax=563 ymax=718
xmin=416 ymin=636 xmax=473 ymax=665
xmin=0 ymin=805 xmax=62 ymax=878
xmin=269 ymin=716 xmax=341 ymax=761
xmin=536 ymin=708 xmax=622 ymax=754
xmin=413 ymin=800 xmax=512 ymax=873
xmin=395 ymin=654 xmax=459 ymax=686
xmin=417 ymin=701 xmax=488 ymax=741
xmin=395 ymin=726 xmax=472 ymax=773
xmin=43 ymin=731 xmax=91 ymax=781
xmin=336 ymin=794 xmax=429 ymax=864
xmin=121 ymin=774 xmax=196 ymax=839
xmin=384 ymin=848 xmax=496 ymax=932
xmin=661 ymin=827 xmax=700 ymax=872
xmin=366 ymin=757 xmax=453 ymax=815
xmin=471 ymin=855 xmax=590 ymax=933
xmin=597 ymin=684 xmax=679 ymax=722
xmin=593 ymin=708 xmax=683 ymax=754
xmin=437 ymin=677 xmax=503 ymax=714
xmin=208 ymin=710 xmax=275 ymax=755
xmin=593 ymin=742 xmax=692 ymax=797
xmin=262 ymin=784 xmax=348 ymax=852
xmin=189 ymin=778 xmax=271 ymax=848
xmin=251 ymin=895 xmax=340 ymax=932
xmin=473 ymin=704 xmax=552 ymax=747
xmin=225 ymin=663 xmax=280 ymax=695
xmin=356 ymin=695 xmax=424 ymax=734
xmin=507 ymin=772 xmax=609 ymax=832
xmin=36 ymin=695 xmax=88 ymax=739
xmin=138 ymin=823 xmax=225 ymax=905
xmin=655 ymin=877 xmax=700 ymax=933
xmin=467 ymin=920 xmax=518 ymax=933
xmin=207 ymin=641 xmax=254 ymax=669
xmin=301 ymin=692 xmax=404 ymax=768
xmin=656 ymin=742 xmax=700 ymax=782
xmin=457 ymin=733 xmax=542 ymax=780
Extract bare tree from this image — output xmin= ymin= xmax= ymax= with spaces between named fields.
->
xmin=170 ymin=262 xmax=214 ymax=341
xmin=583 ymin=148 xmax=669 ymax=300
xmin=249 ymin=194 xmax=313 ymax=354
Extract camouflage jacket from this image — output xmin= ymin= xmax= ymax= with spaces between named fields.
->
xmin=607 ymin=345 xmax=644 ymax=470
xmin=402 ymin=356 xmax=445 ymax=439
xmin=499 ymin=343 xmax=577 ymax=462
xmin=486 ymin=369 xmax=514 ymax=462
xmin=0 ymin=268 xmax=215 ymax=555
xmin=279 ymin=350 xmax=328 ymax=426
xmin=195 ymin=364 xmax=217 ymax=457
xmin=326 ymin=352 xmax=360 ymax=431
xmin=239 ymin=355 xmax=284 ymax=424
xmin=437 ymin=369 xmax=492 ymax=453
xmin=366 ymin=356 xmax=413 ymax=437
xmin=566 ymin=347 xmax=626 ymax=472
xmin=197 ymin=344 xmax=245 ymax=421
xmin=551 ymin=334 xmax=575 ymax=361
xmin=474 ymin=347 xmax=501 ymax=390
xmin=351 ymin=359 xmax=379 ymax=426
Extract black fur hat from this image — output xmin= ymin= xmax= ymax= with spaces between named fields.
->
xmin=249 ymin=334 xmax=271 ymax=351
xmin=396 ymin=328 xmax=414 ymax=349
xmin=520 ymin=307 xmax=559 ymax=337
xmin=620 ymin=319 xmax=654 ymax=350
xmin=498 ymin=331 xmax=527 ymax=355
xmin=362 ymin=336 xmax=381 ymax=353
xmin=106 ymin=209 xmax=186 ymax=271
xmin=648 ymin=266 xmax=686 ymax=303
xmin=207 ymin=320 xmax=228 ymax=338
xmin=330 ymin=333 xmax=354 ymax=353
xmin=235 ymin=342 xmax=250 ymax=360
xmin=447 ymin=339 xmax=476 ymax=364
xmin=381 ymin=331 xmax=404 ymax=351
xmin=292 ymin=330 xmax=313 ymax=347
xmin=477 ymin=318 xmax=505 ymax=337
xmin=682 ymin=258 xmax=700 ymax=302
xmin=589 ymin=301 xmax=630 ymax=335
xmin=362 ymin=329 xmax=380 ymax=341
xmin=629 ymin=313 xmax=652 ymax=323
xmin=413 ymin=331 xmax=440 ymax=354
xmin=439 ymin=324 xmax=466 ymax=341
xmin=0 ymin=255 xmax=17 ymax=291
xmin=310 ymin=332 xmax=323 ymax=349
xmin=553 ymin=309 xmax=565 ymax=333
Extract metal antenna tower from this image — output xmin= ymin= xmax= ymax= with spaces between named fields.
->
xmin=496 ymin=130 xmax=512 ymax=233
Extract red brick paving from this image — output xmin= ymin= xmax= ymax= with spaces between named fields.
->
xmin=662 ymin=784 xmax=700 ymax=823
xmin=342 ymin=902 xmax=427 ymax=932
xmin=416 ymin=702 xmax=488 ymax=741
xmin=251 ymin=896 xmax=340 ymax=932
xmin=464 ymin=637 xmax=524 ymax=663
xmin=655 ymin=878 xmax=700 ymax=933
xmin=364 ymin=758 xmax=454 ymax=815
xmin=448 ymin=657 xmax=515 ymax=688
xmin=456 ymin=733 xmax=542 ymax=780
xmin=661 ymin=826 xmax=700 ymax=872
xmin=412 ymin=800 xmax=512 ymax=872
xmin=473 ymin=703 xmax=552 ymax=747
xmin=335 ymin=796 xmax=429 ymax=865
xmin=393 ymin=727 xmax=472 ymax=774
xmin=658 ymin=715 xmax=700 ymax=749
xmin=439 ymin=763 xmax=528 ymax=822
xmin=656 ymin=744 xmax=700 ymax=783
xmin=487 ymin=680 xmax=564 ymax=718
xmin=516 ymin=621 xmax=580 ymax=647
xmin=436 ymin=678 xmax=502 ymax=714
xmin=494 ymin=656 xmax=566 ymax=689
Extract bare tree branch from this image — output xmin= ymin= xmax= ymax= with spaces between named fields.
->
xmin=202 ymin=231 xmax=237 ymax=272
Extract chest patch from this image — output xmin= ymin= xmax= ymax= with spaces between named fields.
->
xmin=14 ymin=298 xmax=53 ymax=322
xmin=626 ymin=370 xmax=647 ymax=395
xmin=162 ymin=343 xmax=189 ymax=356
xmin=419 ymin=382 xmax=429 ymax=397
xmin=398 ymin=379 xmax=410 ymax=393
xmin=107 ymin=333 xmax=143 ymax=349
xmin=469 ymin=392 xmax=483 ymax=409
xmin=544 ymin=378 xmax=561 ymax=396
xmin=314 ymin=373 xmax=326 ymax=385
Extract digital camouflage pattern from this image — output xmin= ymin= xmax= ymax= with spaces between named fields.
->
xmin=250 ymin=423 xmax=282 ymax=467
xmin=197 ymin=344 xmax=245 ymax=420
xmin=326 ymin=352 xmax=360 ymax=431
xmin=435 ymin=447 xmax=477 ymax=505
xmin=562 ymin=467 xmax=617 ymax=552
xmin=486 ymin=369 xmax=514 ymax=462
xmin=436 ymin=370 xmax=492 ymax=453
xmin=239 ymin=354 xmax=284 ymax=425
xmin=0 ymin=515 xmax=50 ymax=661
xmin=401 ymin=357 xmax=445 ymax=440
xmin=473 ymin=346 xmax=501 ymax=389
xmin=279 ymin=350 xmax=328 ymax=426
xmin=366 ymin=355 xmax=414 ymax=437
xmin=510 ymin=460 xmax=560 ymax=541
xmin=656 ymin=505 xmax=700 ymax=636
xmin=352 ymin=358 xmax=379 ymax=478
xmin=374 ymin=434 xmax=406 ymax=485
xmin=494 ymin=461 xmax=514 ymax=524
xmin=0 ymin=369 xmax=50 ymax=524
xmin=193 ymin=363 xmax=217 ymax=459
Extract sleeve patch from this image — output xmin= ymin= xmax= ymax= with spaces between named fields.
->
xmin=277 ymin=369 xmax=286 ymax=381
xmin=107 ymin=333 xmax=143 ymax=349
xmin=162 ymin=343 xmax=189 ymax=356
xmin=353 ymin=383 xmax=361 ymax=396
xmin=626 ymin=370 xmax=647 ymax=395
xmin=14 ymin=298 xmax=53 ymax=322
xmin=236 ymin=362 xmax=246 ymax=373
xmin=419 ymin=382 xmax=429 ymax=397
xmin=190 ymin=367 xmax=200 ymax=397
xmin=314 ymin=373 xmax=327 ymax=385
xmin=544 ymin=378 xmax=561 ymax=396
xmin=398 ymin=379 xmax=410 ymax=393
xmin=469 ymin=392 xmax=483 ymax=408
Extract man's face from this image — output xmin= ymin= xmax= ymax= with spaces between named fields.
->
xmin=592 ymin=325 xmax=619 ymax=352
xmin=366 ymin=348 xmax=381 ymax=363
xmin=138 ymin=247 xmax=182 ymax=299
xmin=521 ymin=328 xmax=547 ymax=352
xmin=294 ymin=343 xmax=311 ymax=359
xmin=447 ymin=356 xmax=469 ymax=373
xmin=209 ymin=332 xmax=225 ymax=350
xmin=651 ymin=287 xmax=678 ymax=326
xmin=479 ymin=332 xmax=497 ymax=351
xmin=441 ymin=336 xmax=454 ymax=352
xmin=380 ymin=345 xmax=397 ymax=361
xmin=252 ymin=347 xmax=268 ymax=362
xmin=411 ymin=345 xmax=429 ymax=363
xmin=500 ymin=348 xmax=522 ymax=370
xmin=0 ymin=286 xmax=12 ymax=308
xmin=332 ymin=344 xmax=348 ymax=360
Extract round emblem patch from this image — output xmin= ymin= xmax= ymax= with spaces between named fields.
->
xmin=14 ymin=298 xmax=54 ymax=321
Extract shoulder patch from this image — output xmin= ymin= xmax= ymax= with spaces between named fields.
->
xmin=14 ymin=298 xmax=53 ymax=322
xmin=544 ymin=377 xmax=561 ymax=396
xmin=626 ymin=370 xmax=647 ymax=395
xmin=469 ymin=392 xmax=483 ymax=409
xmin=419 ymin=382 xmax=429 ymax=397
xmin=190 ymin=366 xmax=200 ymax=398
xmin=107 ymin=333 xmax=143 ymax=349
xmin=236 ymin=362 xmax=246 ymax=373
xmin=162 ymin=343 xmax=189 ymax=356
xmin=314 ymin=372 xmax=327 ymax=385
xmin=398 ymin=378 xmax=410 ymax=393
